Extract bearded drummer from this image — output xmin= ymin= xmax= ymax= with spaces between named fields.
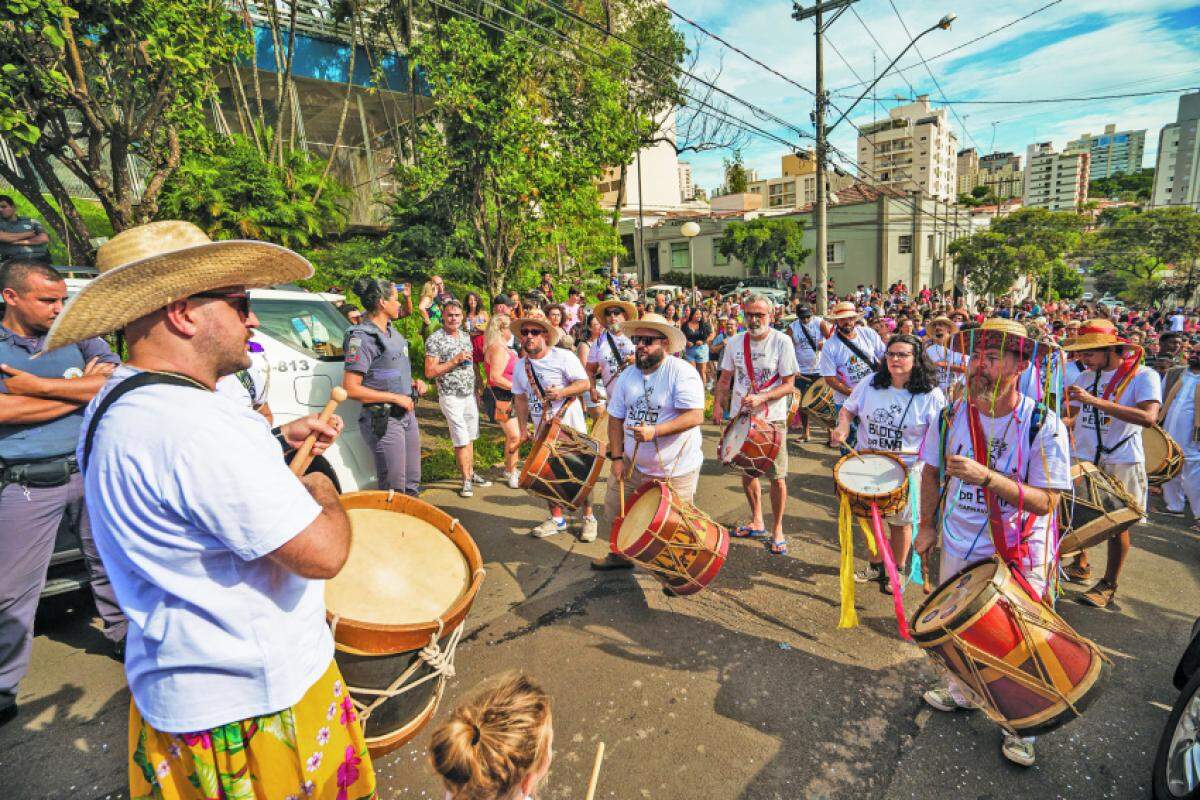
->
xmin=914 ymin=318 xmax=1071 ymax=768
xmin=818 ymin=301 xmax=886 ymax=448
xmin=592 ymin=314 xmax=705 ymax=572
xmin=712 ymin=294 xmax=799 ymax=555
xmin=585 ymin=298 xmax=637 ymax=418
xmin=511 ymin=313 xmax=597 ymax=541
xmin=1061 ymin=319 xmax=1161 ymax=608
xmin=923 ymin=315 xmax=966 ymax=395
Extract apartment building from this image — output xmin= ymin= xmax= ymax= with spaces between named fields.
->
xmin=957 ymin=148 xmax=980 ymax=194
xmin=857 ymin=95 xmax=958 ymax=202
xmin=1023 ymin=143 xmax=1090 ymax=211
xmin=745 ymin=153 xmax=855 ymax=210
xmin=1151 ymin=92 xmax=1200 ymax=210
xmin=678 ymin=162 xmax=694 ymax=202
xmin=1066 ymin=123 xmax=1147 ymax=180
xmin=979 ymin=152 xmax=1024 ymax=199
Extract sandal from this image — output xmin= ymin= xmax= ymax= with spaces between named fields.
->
xmin=767 ymin=538 xmax=788 ymax=555
xmin=1062 ymin=561 xmax=1091 ymax=583
xmin=732 ymin=524 xmax=768 ymax=539
xmin=1078 ymin=579 xmax=1118 ymax=608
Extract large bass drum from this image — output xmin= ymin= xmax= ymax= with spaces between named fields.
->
xmin=717 ymin=413 xmax=781 ymax=478
xmin=519 ymin=415 xmax=604 ymax=510
xmin=1144 ymin=425 xmax=1183 ymax=487
xmin=1058 ymin=462 xmax=1143 ymax=557
xmin=327 ymin=491 xmax=485 ymax=757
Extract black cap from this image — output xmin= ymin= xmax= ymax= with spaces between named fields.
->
xmin=796 ymin=304 xmax=812 ymax=317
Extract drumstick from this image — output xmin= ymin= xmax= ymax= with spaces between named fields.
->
xmin=921 ymin=555 xmax=932 ymax=595
xmin=585 ymin=742 xmax=605 ymax=800
xmin=289 ymin=387 xmax=348 ymax=476
xmin=844 ymin=443 xmax=865 ymax=462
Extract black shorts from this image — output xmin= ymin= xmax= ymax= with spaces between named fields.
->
xmin=794 ymin=373 xmax=821 ymax=394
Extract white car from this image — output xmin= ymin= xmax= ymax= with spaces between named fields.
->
xmin=1081 ymin=291 xmax=1095 ymax=302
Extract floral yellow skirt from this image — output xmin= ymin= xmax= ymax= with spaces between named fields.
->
xmin=128 ymin=659 xmax=377 ymax=800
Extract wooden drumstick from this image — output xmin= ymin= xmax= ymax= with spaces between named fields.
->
xmin=289 ymin=387 xmax=348 ymax=476
xmin=844 ymin=443 xmax=865 ymax=462
xmin=921 ymin=554 xmax=932 ymax=594
xmin=585 ymin=741 xmax=605 ymax=800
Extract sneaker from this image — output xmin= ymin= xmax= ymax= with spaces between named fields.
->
xmin=0 ymin=699 xmax=16 ymax=729
xmin=591 ymin=553 xmax=634 ymax=570
xmin=507 ymin=471 xmax=521 ymax=490
xmin=1079 ymin=579 xmax=1117 ymax=608
xmin=531 ymin=518 xmax=566 ymax=538
xmin=1001 ymin=734 xmax=1036 ymax=767
xmin=471 ymin=473 xmax=492 ymax=487
xmin=1062 ymin=560 xmax=1091 ymax=583
xmin=854 ymin=563 xmax=883 ymax=584
xmin=459 ymin=481 xmax=473 ymax=498
xmin=922 ymin=687 xmax=977 ymax=713
xmin=580 ymin=517 xmax=598 ymax=543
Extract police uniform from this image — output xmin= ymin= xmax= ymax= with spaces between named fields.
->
xmin=344 ymin=320 xmax=421 ymax=494
xmin=0 ymin=325 xmax=125 ymax=707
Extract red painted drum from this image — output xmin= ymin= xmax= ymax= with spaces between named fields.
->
xmin=911 ymin=557 xmax=1104 ymax=735
xmin=716 ymin=413 xmax=782 ymax=478
xmin=612 ymin=480 xmax=729 ymax=596
xmin=519 ymin=416 xmax=604 ymax=511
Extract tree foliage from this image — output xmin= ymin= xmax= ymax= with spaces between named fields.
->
xmin=722 ymin=150 xmax=749 ymax=195
xmin=717 ymin=217 xmax=810 ymax=277
xmin=1087 ymin=206 xmax=1200 ymax=307
xmin=1088 ymin=168 xmax=1154 ymax=201
xmin=949 ymin=232 xmax=1033 ymax=299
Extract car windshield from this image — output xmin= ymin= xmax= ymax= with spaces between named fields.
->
xmin=251 ymin=297 xmax=352 ymax=361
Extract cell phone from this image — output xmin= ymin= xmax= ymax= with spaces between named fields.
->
xmin=397 ymin=282 xmax=407 ymax=292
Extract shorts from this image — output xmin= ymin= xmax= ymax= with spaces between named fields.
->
xmin=684 ymin=343 xmax=709 ymax=363
xmin=1099 ymin=459 xmax=1149 ymax=524
xmin=759 ymin=420 xmax=788 ymax=481
xmin=794 ymin=372 xmax=820 ymax=395
xmin=439 ymin=392 xmax=479 ymax=447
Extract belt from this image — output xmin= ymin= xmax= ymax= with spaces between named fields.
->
xmin=1 ymin=454 xmax=78 ymax=488
xmin=365 ymin=402 xmax=409 ymax=420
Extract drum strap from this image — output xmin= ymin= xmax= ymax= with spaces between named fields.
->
xmin=604 ymin=331 xmax=628 ymax=388
xmin=836 ymin=330 xmax=879 ymax=372
xmin=83 ymin=371 xmax=208 ymax=472
xmin=794 ymin=320 xmax=819 ymax=354
xmin=1088 ymin=372 xmax=1135 ymax=463
xmin=742 ymin=334 xmax=781 ymax=395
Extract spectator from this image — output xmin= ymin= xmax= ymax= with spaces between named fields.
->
xmin=483 ymin=313 xmax=522 ymax=488
xmin=425 ymin=300 xmax=491 ymax=498
xmin=0 ymin=196 xmax=51 ymax=265
xmin=463 ymin=291 xmax=489 ymax=335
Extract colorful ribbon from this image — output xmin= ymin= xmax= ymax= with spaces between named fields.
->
xmin=870 ymin=501 xmax=911 ymax=641
xmin=837 ymin=494 xmax=858 ymax=629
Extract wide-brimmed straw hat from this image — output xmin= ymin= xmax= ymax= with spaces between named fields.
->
xmin=625 ymin=313 xmax=686 ymax=354
xmin=951 ymin=317 xmax=1038 ymax=358
xmin=929 ymin=315 xmax=954 ymax=328
xmin=1062 ymin=318 xmax=1128 ymax=352
xmin=44 ymin=221 xmax=312 ymax=351
xmin=826 ymin=301 xmax=859 ymax=321
xmin=515 ymin=313 xmax=562 ymax=347
xmin=593 ymin=298 xmax=638 ymax=322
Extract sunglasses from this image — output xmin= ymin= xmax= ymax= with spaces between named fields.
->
xmin=631 ymin=335 xmax=666 ymax=345
xmin=519 ymin=328 xmax=545 ymax=337
xmin=604 ymin=308 xmax=624 ymax=316
xmin=193 ymin=291 xmax=251 ymax=319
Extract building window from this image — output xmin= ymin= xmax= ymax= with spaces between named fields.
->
xmin=927 ymin=234 xmax=935 ymax=252
xmin=827 ymin=241 xmax=845 ymax=264
xmin=898 ymin=235 xmax=913 ymax=254
xmin=670 ymin=242 xmax=691 ymax=270
xmin=713 ymin=241 xmax=729 ymax=267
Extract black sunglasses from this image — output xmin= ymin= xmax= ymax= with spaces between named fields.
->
xmin=631 ymin=335 xmax=666 ymax=345
xmin=519 ymin=328 xmax=545 ymax=337
xmin=192 ymin=291 xmax=251 ymax=319
xmin=604 ymin=308 xmax=624 ymax=316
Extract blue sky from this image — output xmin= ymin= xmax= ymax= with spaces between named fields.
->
xmin=673 ymin=0 xmax=1200 ymax=193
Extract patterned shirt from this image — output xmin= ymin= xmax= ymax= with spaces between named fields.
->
xmin=425 ymin=327 xmax=475 ymax=397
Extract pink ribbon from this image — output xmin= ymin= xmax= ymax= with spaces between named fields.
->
xmin=871 ymin=501 xmax=911 ymax=641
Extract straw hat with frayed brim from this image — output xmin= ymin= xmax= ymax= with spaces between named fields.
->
xmin=625 ymin=313 xmax=686 ymax=354
xmin=951 ymin=318 xmax=1038 ymax=357
xmin=44 ymin=221 xmax=312 ymax=351
xmin=593 ymin=298 xmax=638 ymax=322
xmin=1062 ymin=319 xmax=1128 ymax=352
xmin=929 ymin=315 xmax=954 ymax=328
xmin=515 ymin=314 xmax=562 ymax=348
xmin=826 ymin=301 xmax=859 ymax=321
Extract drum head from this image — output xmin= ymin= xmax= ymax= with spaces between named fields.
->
xmin=721 ymin=414 xmax=753 ymax=455
xmin=803 ymin=379 xmax=829 ymax=404
xmin=1143 ymin=427 xmax=1167 ymax=471
xmin=835 ymin=453 xmax=907 ymax=495
xmin=912 ymin=558 xmax=997 ymax=636
xmin=327 ymin=508 xmax=470 ymax=626
xmin=616 ymin=483 xmax=666 ymax=551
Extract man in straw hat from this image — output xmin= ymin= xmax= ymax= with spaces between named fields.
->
xmin=923 ymin=315 xmax=966 ymax=395
xmin=511 ymin=312 xmax=597 ymax=540
xmin=592 ymin=314 xmax=705 ymax=574
xmin=818 ymin=300 xmax=886 ymax=415
xmin=586 ymin=297 xmax=637 ymax=407
xmin=49 ymin=221 xmax=376 ymax=798
xmin=915 ymin=318 xmax=1071 ymax=767
xmin=1061 ymin=318 xmax=1161 ymax=608
xmin=713 ymin=294 xmax=799 ymax=555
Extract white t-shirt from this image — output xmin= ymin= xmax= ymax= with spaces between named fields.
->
xmin=1164 ymin=370 xmax=1200 ymax=460
xmin=1170 ymin=314 xmax=1186 ymax=332
xmin=78 ymin=367 xmax=329 ymax=733
xmin=512 ymin=347 xmax=589 ymax=432
xmin=920 ymin=396 xmax=1071 ymax=568
xmin=587 ymin=332 xmax=635 ymax=388
xmin=788 ymin=318 xmax=824 ymax=374
xmin=607 ymin=355 xmax=705 ymax=478
xmin=924 ymin=342 xmax=965 ymax=393
xmin=1071 ymin=365 xmax=1162 ymax=464
xmin=818 ymin=326 xmax=886 ymax=403
xmin=844 ymin=382 xmax=945 ymax=468
xmin=718 ymin=329 xmax=799 ymax=422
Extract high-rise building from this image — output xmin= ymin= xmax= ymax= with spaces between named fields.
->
xmin=677 ymin=162 xmax=694 ymax=202
xmin=957 ymin=148 xmax=980 ymax=195
xmin=1023 ymin=143 xmax=1089 ymax=211
xmin=979 ymin=152 xmax=1023 ymax=199
xmin=1066 ymin=124 xmax=1147 ymax=180
xmin=1151 ymin=92 xmax=1200 ymax=210
xmin=782 ymin=151 xmax=817 ymax=177
xmin=856 ymin=95 xmax=958 ymax=202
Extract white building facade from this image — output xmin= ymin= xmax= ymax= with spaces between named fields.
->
xmin=1151 ymin=92 xmax=1200 ymax=211
xmin=856 ymin=95 xmax=958 ymax=202
xmin=1023 ymin=143 xmax=1089 ymax=211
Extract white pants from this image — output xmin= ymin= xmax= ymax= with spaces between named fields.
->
xmin=1165 ymin=460 xmax=1200 ymax=516
xmin=439 ymin=393 xmax=480 ymax=447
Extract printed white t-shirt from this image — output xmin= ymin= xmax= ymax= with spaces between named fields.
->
xmin=818 ymin=326 xmax=886 ymax=403
xmin=718 ymin=329 xmax=799 ymax=422
xmin=1071 ymin=365 xmax=1161 ymax=464
xmin=78 ymin=366 xmax=329 ymax=733
xmin=924 ymin=342 xmax=965 ymax=393
xmin=587 ymin=332 xmax=635 ymax=388
xmin=844 ymin=381 xmax=945 ymax=468
xmin=512 ymin=346 xmax=590 ymax=432
xmin=607 ymin=355 xmax=706 ymax=478
xmin=1164 ymin=370 xmax=1200 ymax=460
xmin=919 ymin=396 xmax=1071 ymax=568
xmin=788 ymin=318 xmax=824 ymax=374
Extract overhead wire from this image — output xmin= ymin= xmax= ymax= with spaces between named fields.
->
xmin=834 ymin=86 xmax=1200 ymax=105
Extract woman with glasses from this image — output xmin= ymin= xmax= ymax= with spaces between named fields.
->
xmin=576 ymin=313 xmax=608 ymax=426
xmin=830 ymin=333 xmax=944 ymax=594
xmin=342 ymin=278 xmax=427 ymax=496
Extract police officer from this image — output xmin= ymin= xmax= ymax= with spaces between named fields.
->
xmin=0 ymin=260 xmax=125 ymax=726
xmin=341 ymin=277 xmax=427 ymax=495
xmin=0 ymin=196 xmax=51 ymax=265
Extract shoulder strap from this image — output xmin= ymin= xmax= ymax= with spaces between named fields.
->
xmin=796 ymin=320 xmax=818 ymax=353
xmin=524 ymin=356 xmax=547 ymax=401
xmin=836 ymin=330 xmax=879 ymax=371
xmin=83 ymin=371 xmax=207 ymax=471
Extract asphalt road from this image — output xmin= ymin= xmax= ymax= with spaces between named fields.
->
xmin=2 ymin=425 xmax=1197 ymax=800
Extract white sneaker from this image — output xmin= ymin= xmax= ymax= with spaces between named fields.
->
xmin=459 ymin=481 xmax=473 ymax=498
xmin=507 ymin=471 xmax=521 ymax=489
xmin=531 ymin=518 xmax=566 ymax=538
xmin=580 ymin=517 xmax=598 ymax=543
xmin=922 ymin=687 xmax=977 ymax=712
xmin=1001 ymin=734 xmax=1035 ymax=767
xmin=471 ymin=473 xmax=492 ymax=487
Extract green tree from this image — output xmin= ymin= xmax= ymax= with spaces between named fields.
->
xmin=0 ymin=0 xmax=249 ymax=260
xmin=1088 ymin=206 xmax=1200 ymax=306
xmin=1088 ymin=168 xmax=1155 ymax=201
xmin=1042 ymin=258 xmax=1084 ymax=301
xmin=948 ymin=232 xmax=1039 ymax=299
xmin=989 ymin=207 xmax=1089 ymax=298
xmin=717 ymin=217 xmax=810 ymax=277
xmin=723 ymin=150 xmax=749 ymax=195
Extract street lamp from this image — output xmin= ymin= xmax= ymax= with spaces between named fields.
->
xmin=681 ymin=220 xmax=701 ymax=299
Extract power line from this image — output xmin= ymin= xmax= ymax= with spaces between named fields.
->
xmin=849 ymin=5 xmax=918 ymax=97
xmin=835 ymin=86 xmax=1200 ymax=105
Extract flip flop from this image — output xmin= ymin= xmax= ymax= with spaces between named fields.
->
xmin=767 ymin=538 xmax=788 ymax=556
xmin=732 ymin=524 xmax=768 ymax=539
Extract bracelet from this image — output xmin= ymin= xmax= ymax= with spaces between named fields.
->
xmin=608 ymin=452 xmax=624 ymax=460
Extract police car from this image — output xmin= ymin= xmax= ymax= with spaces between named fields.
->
xmin=44 ymin=282 xmax=377 ymax=596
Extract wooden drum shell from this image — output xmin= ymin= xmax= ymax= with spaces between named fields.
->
xmin=519 ymin=416 xmax=604 ymax=510
xmin=1057 ymin=462 xmax=1143 ymax=557
xmin=832 ymin=449 xmax=910 ymax=519
xmin=717 ymin=414 xmax=782 ymax=479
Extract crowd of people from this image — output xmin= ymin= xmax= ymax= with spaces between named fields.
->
xmin=2 ymin=217 xmax=1200 ymax=797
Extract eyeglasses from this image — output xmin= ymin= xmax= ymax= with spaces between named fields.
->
xmin=192 ymin=291 xmax=251 ymax=319
xmin=631 ymin=335 xmax=666 ymax=345
xmin=885 ymin=351 xmax=915 ymax=360
xmin=519 ymin=328 xmax=545 ymax=337
xmin=604 ymin=308 xmax=624 ymax=316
